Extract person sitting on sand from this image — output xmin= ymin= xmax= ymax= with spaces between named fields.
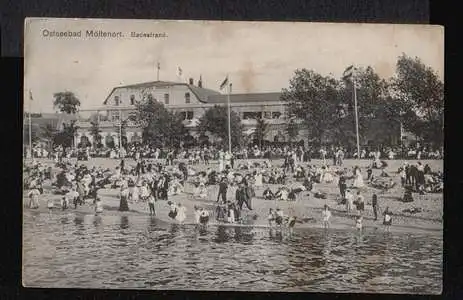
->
xmin=195 ymin=182 xmax=208 ymax=199
xmin=383 ymin=207 xmax=393 ymax=232
xmin=263 ymin=186 xmax=275 ymax=200
xmin=275 ymin=187 xmax=289 ymax=201
xmin=322 ymin=205 xmax=331 ymax=229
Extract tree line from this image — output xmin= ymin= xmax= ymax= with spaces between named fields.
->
xmin=26 ymin=54 xmax=443 ymax=151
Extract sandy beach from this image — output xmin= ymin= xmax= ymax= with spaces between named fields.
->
xmin=23 ymin=157 xmax=443 ymax=236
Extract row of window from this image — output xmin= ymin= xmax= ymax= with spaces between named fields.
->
xmin=110 ymin=110 xmax=286 ymax=122
xmin=242 ymin=111 xmax=282 ymax=119
xmin=113 ymin=92 xmax=191 ymax=106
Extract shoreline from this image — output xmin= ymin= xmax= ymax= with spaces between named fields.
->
xmin=23 ymin=191 xmax=442 ymax=236
xmin=23 ymin=158 xmax=443 ymax=236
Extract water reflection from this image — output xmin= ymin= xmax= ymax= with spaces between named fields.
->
xmin=268 ymin=229 xmax=283 ymax=242
xmin=120 ymin=215 xmax=129 ymax=230
xmin=73 ymin=216 xmax=85 ymax=236
xmin=93 ymin=215 xmax=102 ymax=228
xmin=214 ymin=226 xmax=230 ymax=243
xmin=22 ymin=212 xmax=442 ymax=294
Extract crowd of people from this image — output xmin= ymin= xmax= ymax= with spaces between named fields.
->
xmin=25 ymin=141 xmax=443 ymax=162
xmin=24 ymin=142 xmax=443 ymax=233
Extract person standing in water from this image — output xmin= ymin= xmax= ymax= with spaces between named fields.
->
xmin=94 ymin=197 xmax=103 ymax=215
xmin=148 ymin=194 xmax=156 ymax=216
xmin=372 ymin=193 xmax=379 ymax=221
xmin=322 ymin=205 xmax=331 ymax=229
xmin=383 ymin=207 xmax=393 ymax=232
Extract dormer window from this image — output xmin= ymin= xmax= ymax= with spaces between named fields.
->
xmin=185 ymin=92 xmax=190 ymax=104
xmin=114 ymin=96 xmax=120 ymax=106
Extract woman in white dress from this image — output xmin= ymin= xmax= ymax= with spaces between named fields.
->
xmin=218 ymin=151 xmax=225 ymax=172
xmin=224 ymin=151 xmax=232 ymax=169
xmin=352 ymin=166 xmax=365 ymax=188
xmin=254 ymin=171 xmax=263 ymax=187
xmin=176 ymin=204 xmax=187 ymax=223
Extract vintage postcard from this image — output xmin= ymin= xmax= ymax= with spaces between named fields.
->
xmin=23 ymin=18 xmax=444 ymax=293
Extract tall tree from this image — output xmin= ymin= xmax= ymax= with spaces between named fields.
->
xmin=137 ymin=94 xmax=187 ymax=147
xmin=340 ymin=66 xmax=398 ymax=148
xmin=281 ymin=69 xmax=340 ymax=146
xmin=254 ymin=118 xmax=269 ymax=149
xmin=53 ymin=91 xmax=81 ymax=114
xmin=393 ymin=54 xmax=444 ymax=146
xmin=198 ymin=105 xmax=243 ymax=150
xmin=285 ymin=118 xmax=299 ymax=145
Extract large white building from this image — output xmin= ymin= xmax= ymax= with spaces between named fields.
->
xmin=75 ymin=79 xmax=295 ymax=147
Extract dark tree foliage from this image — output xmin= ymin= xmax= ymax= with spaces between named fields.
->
xmin=53 ymin=91 xmax=81 ymax=114
xmin=198 ymin=105 xmax=243 ymax=150
xmin=393 ymin=54 xmax=444 ymax=146
xmin=254 ymin=118 xmax=269 ymax=149
xmin=137 ymin=94 xmax=187 ymax=148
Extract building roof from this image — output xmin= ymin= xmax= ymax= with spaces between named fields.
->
xmin=205 ymin=92 xmax=282 ymax=104
xmin=103 ymin=80 xmax=221 ymax=104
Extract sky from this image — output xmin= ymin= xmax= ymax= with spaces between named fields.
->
xmin=24 ymin=18 xmax=444 ymax=113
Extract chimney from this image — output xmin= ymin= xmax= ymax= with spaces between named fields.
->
xmin=198 ymin=75 xmax=203 ymax=88
xmin=189 ymin=78 xmax=194 ymax=85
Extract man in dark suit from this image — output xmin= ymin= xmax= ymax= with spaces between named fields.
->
xmin=217 ymin=177 xmax=228 ymax=204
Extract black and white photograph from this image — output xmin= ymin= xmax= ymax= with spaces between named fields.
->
xmin=23 ymin=18 xmax=444 ymax=294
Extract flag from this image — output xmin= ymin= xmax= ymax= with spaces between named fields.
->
xmin=342 ymin=65 xmax=354 ymax=81
xmin=219 ymin=76 xmax=229 ymax=90
xmin=157 ymin=62 xmax=160 ymax=70
xmin=29 ymin=90 xmax=33 ymax=101
xmin=177 ymin=67 xmax=183 ymax=77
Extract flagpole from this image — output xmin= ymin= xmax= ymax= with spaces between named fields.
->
xmin=157 ymin=62 xmax=160 ymax=81
xmin=28 ymin=90 xmax=33 ymax=160
xmin=119 ymin=107 xmax=122 ymax=155
xmin=353 ymin=69 xmax=360 ymax=162
xmin=227 ymin=82 xmax=232 ymax=154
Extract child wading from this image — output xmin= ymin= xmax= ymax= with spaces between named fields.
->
xmin=383 ymin=207 xmax=393 ymax=232
xmin=47 ymin=198 xmax=54 ymax=215
xmin=148 ymin=194 xmax=156 ymax=216
xmin=322 ymin=205 xmax=331 ymax=229
xmin=94 ymin=197 xmax=103 ymax=215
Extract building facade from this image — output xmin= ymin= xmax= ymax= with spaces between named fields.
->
xmin=75 ymin=79 xmax=411 ymax=148
xmin=75 ymin=80 xmax=295 ymax=147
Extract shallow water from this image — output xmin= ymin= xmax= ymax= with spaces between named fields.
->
xmin=22 ymin=211 xmax=442 ymax=294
